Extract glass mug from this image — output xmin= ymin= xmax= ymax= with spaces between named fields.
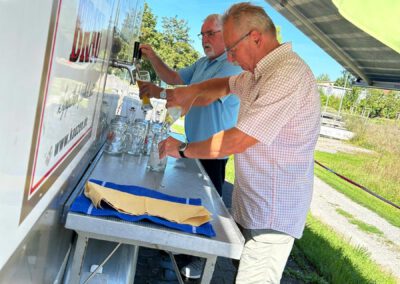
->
xmin=147 ymin=132 xmax=168 ymax=172
xmin=125 ymin=119 xmax=147 ymax=156
xmin=136 ymin=70 xmax=152 ymax=110
xmin=143 ymin=122 xmax=163 ymax=156
xmin=104 ymin=116 xmax=128 ymax=154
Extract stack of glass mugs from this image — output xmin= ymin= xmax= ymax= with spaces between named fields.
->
xmin=104 ymin=70 xmax=181 ymax=173
xmin=104 ymin=115 xmax=128 ymax=154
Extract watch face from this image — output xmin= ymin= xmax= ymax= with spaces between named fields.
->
xmin=160 ymin=90 xmax=167 ymax=99
xmin=178 ymin=142 xmax=187 ymax=158
xmin=179 ymin=142 xmax=187 ymax=151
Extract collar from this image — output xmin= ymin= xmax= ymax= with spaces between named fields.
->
xmin=254 ymin=42 xmax=292 ymax=81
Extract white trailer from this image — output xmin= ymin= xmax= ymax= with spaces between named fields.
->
xmin=0 ymin=0 xmax=145 ymax=282
xmin=0 ymin=1 xmax=245 ymax=283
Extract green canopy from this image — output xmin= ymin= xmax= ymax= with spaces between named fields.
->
xmin=265 ymin=0 xmax=400 ymax=89
xmin=333 ymin=0 xmax=400 ymax=54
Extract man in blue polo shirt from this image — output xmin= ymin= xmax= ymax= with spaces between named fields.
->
xmin=140 ymin=14 xmax=241 ymax=197
xmin=139 ymin=14 xmax=241 ymax=279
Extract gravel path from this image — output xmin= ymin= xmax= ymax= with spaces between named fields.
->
xmin=311 ymin=176 xmax=400 ymax=280
xmin=316 ymin=136 xmax=374 ymax=154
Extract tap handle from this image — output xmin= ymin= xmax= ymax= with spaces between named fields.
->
xmin=133 ymin=41 xmax=142 ymax=61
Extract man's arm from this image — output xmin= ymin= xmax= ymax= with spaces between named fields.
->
xmin=159 ymin=127 xmax=258 ymax=159
xmin=167 ymin=77 xmax=231 ymax=110
xmin=140 ymin=44 xmax=183 ymax=85
xmin=137 ymin=77 xmax=231 ymax=117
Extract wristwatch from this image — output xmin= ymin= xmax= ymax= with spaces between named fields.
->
xmin=160 ymin=89 xmax=167 ymax=99
xmin=178 ymin=142 xmax=188 ymax=158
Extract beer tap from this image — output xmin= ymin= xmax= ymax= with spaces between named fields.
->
xmin=109 ymin=41 xmax=142 ymax=85
xmin=109 ymin=60 xmax=137 ymax=85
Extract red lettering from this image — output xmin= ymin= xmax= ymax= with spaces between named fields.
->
xmin=91 ymin=32 xmax=101 ymax=59
xmin=69 ymin=23 xmax=83 ymax=62
xmin=79 ymin=31 xmax=90 ymax=62
xmin=69 ymin=0 xmax=104 ymax=63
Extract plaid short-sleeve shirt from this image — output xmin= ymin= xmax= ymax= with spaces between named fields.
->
xmin=229 ymin=43 xmax=321 ymax=239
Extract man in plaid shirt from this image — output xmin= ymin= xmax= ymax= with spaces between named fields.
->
xmin=160 ymin=2 xmax=321 ymax=283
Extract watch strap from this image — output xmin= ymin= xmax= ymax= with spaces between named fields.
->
xmin=178 ymin=142 xmax=188 ymax=158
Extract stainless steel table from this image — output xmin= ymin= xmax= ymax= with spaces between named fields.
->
xmin=65 ymin=153 xmax=244 ymax=283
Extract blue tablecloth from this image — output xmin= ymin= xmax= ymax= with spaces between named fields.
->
xmin=69 ymin=179 xmax=216 ymax=237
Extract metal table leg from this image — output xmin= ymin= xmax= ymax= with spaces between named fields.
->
xmin=167 ymin=251 xmax=184 ymax=284
xmin=68 ymin=234 xmax=88 ymax=284
xmin=200 ymin=256 xmax=217 ymax=284
xmin=129 ymin=245 xmax=139 ymax=282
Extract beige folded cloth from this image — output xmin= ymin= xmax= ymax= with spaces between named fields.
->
xmin=84 ymin=181 xmax=212 ymax=226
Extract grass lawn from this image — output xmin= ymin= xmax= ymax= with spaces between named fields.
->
xmin=225 ymin=155 xmax=235 ymax=184
xmin=296 ymin=215 xmax=398 ymax=284
xmin=335 ymin=208 xmax=384 ymax=236
xmin=170 ymin=119 xmax=184 ymax=135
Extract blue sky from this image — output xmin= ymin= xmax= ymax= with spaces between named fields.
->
xmin=145 ymin=0 xmax=344 ymax=81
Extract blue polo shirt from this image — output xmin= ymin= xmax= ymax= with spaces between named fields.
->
xmin=178 ymin=52 xmax=242 ymax=144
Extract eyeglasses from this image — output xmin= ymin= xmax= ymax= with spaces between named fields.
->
xmin=197 ymin=30 xmax=221 ymax=39
xmin=225 ymin=31 xmax=251 ymax=56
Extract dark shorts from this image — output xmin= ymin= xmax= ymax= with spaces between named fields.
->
xmin=199 ymin=159 xmax=228 ymax=196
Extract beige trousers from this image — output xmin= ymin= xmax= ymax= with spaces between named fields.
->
xmin=235 ymin=228 xmax=295 ymax=284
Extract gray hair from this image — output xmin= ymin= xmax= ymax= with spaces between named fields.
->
xmin=203 ymin=14 xmax=223 ymax=29
xmin=222 ymin=2 xmax=276 ymax=36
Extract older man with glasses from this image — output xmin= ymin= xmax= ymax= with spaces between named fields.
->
xmin=160 ymin=3 xmax=321 ymax=283
xmin=139 ymin=13 xmax=241 ymax=280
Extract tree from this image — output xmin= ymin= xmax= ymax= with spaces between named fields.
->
xmin=109 ymin=8 xmax=138 ymax=77
xmin=383 ymin=91 xmax=400 ymax=118
xmin=157 ymin=16 xmax=200 ymax=71
xmin=162 ymin=16 xmax=190 ymax=43
xmin=343 ymin=87 xmax=361 ymax=110
xmin=316 ymin=73 xmax=330 ymax=82
xmin=139 ymin=4 xmax=199 ymax=81
xmin=359 ymin=90 xmax=400 ymax=119
xmin=331 ymin=70 xmax=361 ymax=113
xmin=334 ymin=70 xmax=353 ymax=87
xmin=276 ymin=26 xmax=282 ymax=43
xmin=119 ymin=9 xmax=137 ymax=62
xmin=139 ymin=3 xmax=161 ymax=47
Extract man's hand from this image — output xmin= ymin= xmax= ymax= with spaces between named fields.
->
xmin=139 ymin=44 xmax=183 ymax=85
xmin=159 ymin=136 xmax=182 ymax=159
xmin=138 ymin=82 xmax=162 ymax=99
xmin=165 ymin=87 xmax=197 ymax=116
xmin=139 ymin=44 xmax=157 ymax=61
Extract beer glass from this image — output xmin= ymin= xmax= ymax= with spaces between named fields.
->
xmin=136 ymin=70 xmax=152 ymax=110
xmin=147 ymin=132 xmax=168 ymax=172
